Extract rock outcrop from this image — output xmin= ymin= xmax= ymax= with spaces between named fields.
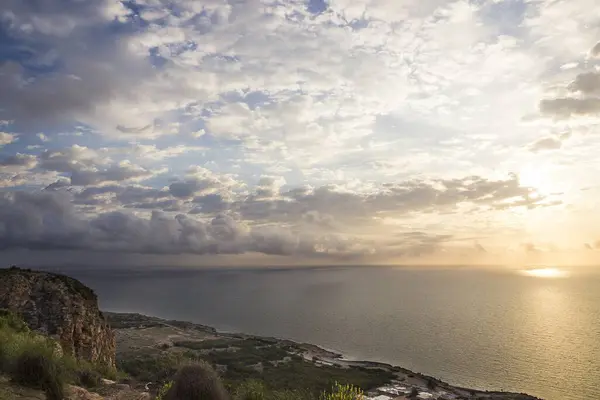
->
xmin=0 ymin=267 xmax=116 ymax=367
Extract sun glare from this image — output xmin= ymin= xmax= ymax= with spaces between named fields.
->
xmin=520 ymin=267 xmax=569 ymax=278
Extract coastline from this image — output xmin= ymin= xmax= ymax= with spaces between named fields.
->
xmin=105 ymin=311 xmax=541 ymax=400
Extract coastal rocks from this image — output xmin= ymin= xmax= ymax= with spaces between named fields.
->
xmin=0 ymin=267 xmax=116 ymax=367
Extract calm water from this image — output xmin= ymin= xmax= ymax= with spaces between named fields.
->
xmin=59 ymin=266 xmax=600 ymax=400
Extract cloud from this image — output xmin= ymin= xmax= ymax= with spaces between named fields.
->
xmin=0 ymin=153 xmax=37 ymax=168
xmin=591 ymin=42 xmax=600 ymax=58
xmin=34 ymin=146 xmax=158 ymax=185
xmin=169 ymin=167 xmax=241 ymax=198
xmin=569 ymin=72 xmax=600 ymax=95
xmin=0 ymin=190 xmax=370 ymax=257
xmin=70 ymin=162 xmax=155 ymax=186
xmin=539 ymin=98 xmax=600 ymax=118
xmin=0 ymin=0 xmax=595 ymax=263
xmin=474 ymin=242 xmax=487 ymax=253
xmin=37 ymin=133 xmax=50 ymax=143
xmin=529 ymin=136 xmax=562 ymax=152
xmin=235 ymin=175 xmax=548 ymax=225
xmin=0 ymin=133 xmax=16 ymax=147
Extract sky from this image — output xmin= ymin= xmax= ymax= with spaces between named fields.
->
xmin=0 ymin=0 xmax=599 ymax=267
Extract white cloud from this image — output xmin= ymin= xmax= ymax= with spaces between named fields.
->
xmin=0 ymin=132 xmax=16 ymax=147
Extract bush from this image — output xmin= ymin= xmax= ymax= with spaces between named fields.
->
xmin=320 ymin=383 xmax=364 ymax=400
xmin=156 ymin=381 xmax=174 ymax=400
xmin=235 ymin=380 xmax=267 ymax=400
xmin=0 ymin=310 xmax=29 ymax=333
xmin=118 ymin=351 xmax=189 ymax=382
xmin=10 ymin=340 xmax=65 ymax=400
xmin=165 ymin=362 xmax=229 ymax=400
xmin=77 ymin=367 xmax=102 ymax=388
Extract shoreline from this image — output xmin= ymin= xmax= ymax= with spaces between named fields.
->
xmin=105 ymin=311 xmax=541 ymax=400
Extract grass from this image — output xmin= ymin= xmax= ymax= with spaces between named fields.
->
xmin=0 ymin=309 xmax=122 ymax=398
xmin=11 ymin=340 xmax=65 ymax=400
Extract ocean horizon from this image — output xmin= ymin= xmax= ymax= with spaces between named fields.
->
xmin=52 ymin=265 xmax=600 ymax=400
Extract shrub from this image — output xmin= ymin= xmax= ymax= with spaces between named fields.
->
xmin=118 ymin=351 xmax=188 ymax=382
xmin=165 ymin=362 xmax=230 ymax=400
xmin=234 ymin=380 xmax=267 ymax=400
xmin=156 ymin=381 xmax=174 ymax=400
xmin=10 ymin=339 xmax=65 ymax=400
xmin=320 ymin=383 xmax=364 ymax=400
xmin=0 ymin=310 xmax=29 ymax=333
xmin=77 ymin=367 xmax=102 ymax=388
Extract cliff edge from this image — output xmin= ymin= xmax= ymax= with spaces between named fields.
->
xmin=0 ymin=267 xmax=116 ymax=367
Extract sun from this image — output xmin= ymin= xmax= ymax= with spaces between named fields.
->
xmin=520 ymin=267 xmax=569 ymax=278
xmin=518 ymin=165 xmax=552 ymax=195
xmin=519 ymin=166 xmax=547 ymax=195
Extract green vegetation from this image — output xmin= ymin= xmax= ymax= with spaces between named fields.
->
xmin=156 ymin=381 xmax=173 ymax=400
xmin=0 ymin=309 xmax=120 ymax=398
xmin=320 ymin=383 xmax=364 ymax=400
xmin=162 ymin=363 xmax=365 ymax=400
xmin=164 ymin=362 xmax=229 ymax=400
xmin=119 ymin=340 xmax=393 ymax=397
xmin=118 ymin=351 xmax=196 ymax=382
xmin=11 ymin=340 xmax=65 ymax=400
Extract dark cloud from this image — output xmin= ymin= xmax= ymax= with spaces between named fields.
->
xmin=0 ymin=153 xmax=37 ymax=167
xmin=591 ymin=42 xmax=600 ymax=58
xmin=569 ymin=72 xmax=600 ymax=95
xmin=0 ymin=173 xmax=552 ymax=258
xmin=0 ymin=190 xmax=369 ymax=257
xmin=168 ymin=171 xmax=235 ymax=198
xmin=190 ymin=194 xmax=230 ymax=214
xmin=36 ymin=147 xmax=155 ymax=185
xmin=539 ymin=98 xmax=600 ymax=118
xmin=529 ymin=136 xmax=562 ymax=152
xmin=236 ymin=175 xmax=545 ymax=224
xmin=38 ymin=146 xmax=98 ymax=173
xmin=70 ymin=163 xmax=153 ymax=186
xmin=44 ymin=178 xmax=71 ymax=190
xmin=0 ymin=0 xmax=151 ymax=130
xmin=474 ymin=242 xmax=487 ymax=253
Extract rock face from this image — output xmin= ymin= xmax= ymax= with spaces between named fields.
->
xmin=0 ymin=267 xmax=116 ymax=367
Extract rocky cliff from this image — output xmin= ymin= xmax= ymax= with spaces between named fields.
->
xmin=0 ymin=267 xmax=116 ymax=367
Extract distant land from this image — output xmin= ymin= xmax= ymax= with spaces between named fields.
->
xmin=105 ymin=312 xmax=541 ymax=400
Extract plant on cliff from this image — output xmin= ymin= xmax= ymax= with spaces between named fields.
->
xmin=0 ymin=310 xmax=122 ymax=398
xmin=0 ymin=310 xmax=29 ymax=334
xmin=11 ymin=339 xmax=65 ymax=400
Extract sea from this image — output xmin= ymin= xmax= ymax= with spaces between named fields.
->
xmin=56 ymin=266 xmax=600 ymax=400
